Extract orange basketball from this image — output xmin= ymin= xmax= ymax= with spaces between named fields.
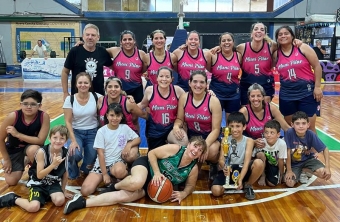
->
xmin=147 ymin=178 xmax=173 ymax=203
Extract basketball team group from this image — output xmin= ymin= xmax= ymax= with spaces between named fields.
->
xmin=0 ymin=22 xmax=331 ymax=215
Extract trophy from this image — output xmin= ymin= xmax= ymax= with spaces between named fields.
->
xmin=222 ymin=132 xmax=238 ymax=189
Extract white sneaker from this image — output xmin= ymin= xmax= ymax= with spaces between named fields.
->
xmin=299 ymin=173 xmax=308 ymax=184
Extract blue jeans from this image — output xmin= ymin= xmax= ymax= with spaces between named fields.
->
xmin=68 ymin=128 xmax=97 ymax=179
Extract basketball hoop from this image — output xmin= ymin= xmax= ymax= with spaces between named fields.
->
xmin=180 ymin=0 xmax=188 ymax=6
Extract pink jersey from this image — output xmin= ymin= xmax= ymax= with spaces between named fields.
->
xmin=147 ymin=51 xmax=173 ymax=85
xmin=112 ymin=48 xmax=143 ymax=91
xmin=147 ymin=84 xmax=178 ymax=137
xmin=98 ymin=95 xmax=136 ymax=131
xmin=184 ymin=93 xmax=212 ymax=137
xmin=210 ymin=52 xmax=241 ymax=100
xmin=177 ymin=49 xmax=207 ymax=91
xmin=244 ymin=103 xmax=273 ymax=139
xmin=276 ymin=46 xmax=315 ymax=100
xmin=241 ymin=42 xmax=272 ymax=85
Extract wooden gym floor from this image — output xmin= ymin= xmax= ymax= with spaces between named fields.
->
xmin=0 ymin=79 xmax=340 ymax=222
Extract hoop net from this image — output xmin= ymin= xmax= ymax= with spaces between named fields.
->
xmin=180 ymin=0 xmax=188 ymax=6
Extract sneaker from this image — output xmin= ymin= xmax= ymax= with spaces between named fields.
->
xmin=209 ymin=163 xmax=218 ymax=181
xmin=99 ymin=183 xmax=117 ymax=194
xmin=299 ymin=173 xmax=308 ymax=184
xmin=63 ymin=194 xmax=85 ymax=215
xmin=0 ymin=192 xmax=20 ymax=208
xmin=244 ymin=184 xmax=255 ymax=200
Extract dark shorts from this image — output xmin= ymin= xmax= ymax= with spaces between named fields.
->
xmin=212 ymin=162 xmax=253 ymax=186
xmin=147 ymin=135 xmax=168 ymax=151
xmin=28 ymin=183 xmax=63 ymax=206
xmin=219 ymin=99 xmax=241 ymax=114
xmin=265 ymin=162 xmax=280 ymax=185
xmin=289 ymin=158 xmax=325 ymax=182
xmin=6 ymin=145 xmax=30 ymax=172
xmin=131 ymin=156 xmax=152 ymax=191
xmin=279 ymin=94 xmax=319 ymax=117
xmin=125 ymin=85 xmax=144 ymax=104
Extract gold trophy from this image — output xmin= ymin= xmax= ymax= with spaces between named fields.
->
xmin=222 ymin=128 xmax=237 ymax=189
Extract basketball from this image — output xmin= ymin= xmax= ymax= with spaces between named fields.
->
xmin=147 ymin=178 xmax=173 ymax=203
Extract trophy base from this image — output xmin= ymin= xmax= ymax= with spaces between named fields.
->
xmin=223 ymin=184 xmax=238 ymax=189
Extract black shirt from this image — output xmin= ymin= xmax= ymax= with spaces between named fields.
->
xmin=64 ymin=46 xmax=112 ymax=95
xmin=313 ymin=46 xmax=326 ymax=60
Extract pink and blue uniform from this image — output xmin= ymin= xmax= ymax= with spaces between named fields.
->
xmin=244 ymin=103 xmax=273 ymax=139
xmin=210 ymin=52 xmax=241 ymax=100
xmin=147 ymin=84 xmax=178 ymax=138
xmin=98 ymin=95 xmax=137 ymax=132
xmin=146 ymin=51 xmax=173 ymax=86
xmin=240 ymin=42 xmax=274 ymax=105
xmin=177 ymin=49 xmax=207 ymax=91
xmin=113 ymin=48 xmax=143 ymax=91
xmin=184 ymin=93 xmax=212 ymax=139
xmin=276 ymin=46 xmax=315 ymax=100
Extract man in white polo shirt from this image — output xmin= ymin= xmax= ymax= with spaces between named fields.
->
xmin=30 ymin=40 xmax=47 ymax=58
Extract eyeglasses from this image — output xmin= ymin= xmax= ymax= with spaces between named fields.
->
xmin=20 ymin=102 xmax=40 ymax=108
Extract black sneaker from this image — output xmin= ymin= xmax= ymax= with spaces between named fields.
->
xmin=209 ymin=163 xmax=218 ymax=181
xmin=0 ymin=192 xmax=20 ymax=208
xmin=63 ymin=194 xmax=86 ymax=215
xmin=100 ymin=183 xmax=117 ymax=194
xmin=244 ymin=184 xmax=255 ymax=200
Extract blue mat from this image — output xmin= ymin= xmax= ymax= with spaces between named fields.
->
xmin=0 ymin=74 xmax=22 ymax=79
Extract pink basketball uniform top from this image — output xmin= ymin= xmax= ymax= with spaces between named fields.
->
xmin=177 ymin=48 xmax=207 ymax=91
xmin=241 ymin=42 xmax=272 ymax=85
xmin=276 ymin=46 xmax=316 ymax=100
xmin=98 ymin=95 xmax=136 ymax=131
xmin=184 ymin=93 xmax=212 ymax=137
xmin=147 ymin=51 xmax=173 ymax=85
xmin=244 ymin=103 xmax=273 ymax=139
xmin=112 ymin=48 xmax=143 ymax=91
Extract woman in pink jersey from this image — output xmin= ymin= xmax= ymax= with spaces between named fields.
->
xmin=138 ymin=66 xmax=185 ymax=151
xmin=173 ymin=31 xmax=212 ymax=92
xmin=98 ymin=77 xmax=147 ymax=163
xmin=106 ymin=30 xmax=148 ymax=103
xmin=208 ymin=32 xmax=242 ymax=122
xmin=143 ymin=30 xmax=178 ymax=87
xmin=274 ymin=26 xmax=323 ymax=133
xmin=239 ymin=83 xmax=290 ymax=148
xmin=168 ymin=70 xmax=222 ymax=165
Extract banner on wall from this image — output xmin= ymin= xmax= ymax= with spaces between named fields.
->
xmin=21 ymin=58 xmax=69 ymax=80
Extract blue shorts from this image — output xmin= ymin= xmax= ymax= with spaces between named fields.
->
xmin=219 ymin=99 xmax=241 ymax=114
xmin=279 ymin=94 xmax=319 ymax=117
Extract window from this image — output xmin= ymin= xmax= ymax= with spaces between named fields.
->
xmin=199 ymin=0 xmax=215 ymax=12
xmin=184 ymin=0 xmax=198 ymax=12
xmin=216 ymin=0 xmax=232 ymax=12
xmin=274 ymin=0 xmax=291 ymax=10
xmin=106 ymin=0 xmax=122 ymax=11
xmin=21 ymin=41 xmax=31 ymax=50
xmin=155 ymin=0 xmax=172 ymax=11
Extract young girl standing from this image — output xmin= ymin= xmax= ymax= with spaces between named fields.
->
xmin=80 ymin=103 xmax=140 ymax=196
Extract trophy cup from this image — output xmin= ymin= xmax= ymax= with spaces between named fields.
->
xmin=222 ymin=130 xmax=237 ymax=189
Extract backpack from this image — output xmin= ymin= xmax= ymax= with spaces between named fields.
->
xmin=70 ymin=92 xmax=98 ymax=107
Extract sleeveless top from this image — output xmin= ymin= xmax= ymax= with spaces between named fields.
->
xmin=149 ymin=146 xmax=197 ymax=185
xmin=6 ymin=110 xmax=44 ymax=154
xmin=27 ymin=144 xmax=68 ymax=186
xmin=241 ymin=41 xmax=273 ymax=85
xmin=227 ymin=135 xmax=248 ymax=165
xmin=244 ymin=103 xmax=273 ymax=139
xmin=177 ymin=49 xmax=207 ymax=91
xmin=184 ymin=93 xmax=212 ymax=138
xmin=147 ymin=84 xmax=179 ymax=137
xmin=276 ymin=45 xmax=316 ymax=100
xmin=98 ymin=95 xmax=136 ymax=131
xmin=112 ymin=47 xmax=143 ymax=91
xmin=147 ymin=51 xmax=173 ymax=85
xmin=210 ymin=52 xmax=241 ymax=100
